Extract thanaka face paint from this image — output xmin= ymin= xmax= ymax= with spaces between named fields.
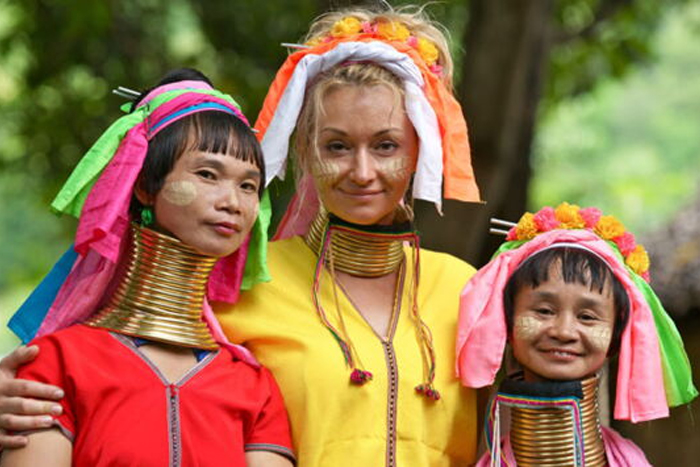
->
xmin=153 ymin=150 xmax=261 ymax=258
xmin=510 ymin=268 xmax=616 ymax=383
xmin=312 ymin=85 xmax=418 ymax=226
xmin=162 ymin=181 xmax=197 ymax=206
xmin=514 ymin=315 xmax=541 ymax=341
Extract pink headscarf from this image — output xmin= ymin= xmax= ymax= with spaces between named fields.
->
xmin=33 ymin=83 xmax=258 ymax=365
xmin=456 ymin=229 xmax=668 ymax=422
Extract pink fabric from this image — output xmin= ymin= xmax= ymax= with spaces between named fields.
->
xmin=38 ymin=89 xmax=257 ymax=341
xmin=456 ymin=230 xmax=668 ymax=422
xmin=273 ymin=175 xmax=320 ymax=240
xmin=75 ymin=122 xmax=149 ymax=262
xmin=138 ymin=80 xmax=213 ymax=107
xmin=75 ymin=93 xmax=250 ymax=303
xmin=36 ymin=251 xmax=118 ymax=338
xmin=202 ymin=297 xmax=259 ymax=367
xmin=207 ymin=235 xmax=250 ymax=303
xmin=476 ymin=426 xmax=651 ymax=466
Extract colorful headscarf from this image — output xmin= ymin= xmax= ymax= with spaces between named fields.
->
xmin=255 ymin=26 xmax=480 ymax=239
xmin=455 ymin=203 xmax=697 ymax=423
xmin=9 ymin=80 xmax=271 ymax=353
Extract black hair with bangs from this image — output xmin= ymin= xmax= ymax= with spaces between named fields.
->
xmin=503 ymin=247 xmax=630 ymax=356
xmin=129 ymin=68 xmax=264 ymax=218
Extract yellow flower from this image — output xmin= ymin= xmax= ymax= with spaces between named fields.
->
xmin=515 ymin=213 xmax=538 ymax=240
xmin=330 ymin=17 xmax=363 ymax=38
xmin=376 ymin=21 xmax=411 ymax=42
xmin=555 ymin=202 xmax=585 ymax=229
xmin=305 ymin=36 xmax=324 ymax=47
xmin=626 ymin=245 xmax=650 ymax=275
xmin=416 ymin=37 xmax=439 ymax=65
xmin=594 ymin=215 xmax=625 ymax=240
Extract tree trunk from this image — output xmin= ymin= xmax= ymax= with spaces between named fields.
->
xmin=416 ymin=0 xmax=554 ymax=267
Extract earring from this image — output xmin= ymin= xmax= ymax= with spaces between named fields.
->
xmin=141 ymin=206 xmax=154 ymax=226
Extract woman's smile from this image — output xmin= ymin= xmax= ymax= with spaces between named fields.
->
xmin=312 ymin=84 xmax=418 ymax=226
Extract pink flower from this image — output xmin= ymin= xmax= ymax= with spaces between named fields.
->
xmin=614 ymin=232 xmax=637 ymax=256
xmin=579 ymin=207 xmax=602 ymax=229
xmin=429 ymin=64 xmax=443 ymax=76
xmin=361 ymin=21 xmax=376 ymax=34
xmin=533 ymin=207 xmax=560 ymax=231
xmin=506 ymin=226 xmax=517 ymax=241
xmin=641 ymin=270 xmax=651 ymax=283
xmin=407 ymin=35 xmax=418 ymax=47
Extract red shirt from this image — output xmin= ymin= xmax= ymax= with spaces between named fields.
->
xmin=18 ymin=325 xmax=294 ymax=466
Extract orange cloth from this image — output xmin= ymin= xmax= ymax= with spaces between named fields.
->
xmin=255 ymin=35 xmax=480 ymax=203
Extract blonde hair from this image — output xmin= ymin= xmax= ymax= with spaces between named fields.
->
xmin=294 ymin=5 xmax=454 ymax=176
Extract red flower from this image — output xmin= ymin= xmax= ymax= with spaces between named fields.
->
xmin=579 ymin=207 xmax=602 ymax=229
xmin=533 ymin=206 xmax=560 ymax=231
xmin=614 ymin=232 xmax=637 ymax=256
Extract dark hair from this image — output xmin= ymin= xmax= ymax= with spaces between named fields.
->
xmin=503 ymin=247 xmax=630 ymax=356
xmin=129 ymin=68 xmax=264 ymax=218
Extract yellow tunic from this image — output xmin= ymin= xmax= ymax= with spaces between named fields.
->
xmin=215 ymin=236 xmax=477 ymax=466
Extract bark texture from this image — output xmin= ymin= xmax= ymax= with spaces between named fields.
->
xmin=416 ymin=0 xmax=555 ymax=267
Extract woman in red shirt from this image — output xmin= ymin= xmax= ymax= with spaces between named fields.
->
xmin=0 ymin=69 xmax=294 ymax=466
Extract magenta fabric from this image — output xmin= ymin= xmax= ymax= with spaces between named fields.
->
xmin=208 ymin=235 xmax=250 ymax=303
xmin=456 ymin=229 xmax=668 ymax=422
xmin=36 ymin=250 xmax=118 ymax=338
xmin=74 ymin=93 xmax=250 ymax=302
xmin=138 ymin=80 xmax=213 ymax=107
xmin=35 ymin=90 xmax=256 ymax=351
xmin=272 ymin=175 xmax=320 ymax=240
xmin=476 ymin=426 xmax=651 ymax=467
xmin=202 ymin=297 xmax=259 ymax=367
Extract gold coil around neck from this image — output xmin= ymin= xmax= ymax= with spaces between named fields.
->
xmin=510 ymin=375 xmax=607 ymax=467
xmin=85 ymin=224 xmax=218 ymax=350
xmin=304 ymin=209 xmax=406 ymax=277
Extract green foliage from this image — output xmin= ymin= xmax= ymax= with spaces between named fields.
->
xmin=546 ymin=0 xmax=690 ymax=109
xmin=0 ymin=0 xmax=695 ymax=351
xmin=532 ymin=2 xmax=700 ymax=234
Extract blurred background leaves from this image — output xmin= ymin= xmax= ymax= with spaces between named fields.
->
xmin=0 ymin=1 xmax=699 ymax=460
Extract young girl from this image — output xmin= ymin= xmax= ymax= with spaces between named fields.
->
xmin=456 ymin=203 xmax=697 ymax=466
xmin=0 ymin=69 xmax=294 ymax=466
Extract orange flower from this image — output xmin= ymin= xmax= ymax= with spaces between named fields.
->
xmin=626 ymin=245 xmax=650 ymax=275
xmin=554 ymin=202 xmax=585 ymax=229
xmin=594 ymin=215 xmax=625 ymax=240
xmin=515 ymin=213 xmax=538 ymax=240
xmin=376 ymin=21 xmax=411 ymax=42
xmin=416 ymin=37 xmax=439 ymax=65
xmin=330 ymin=17 xmax=363 ymax=38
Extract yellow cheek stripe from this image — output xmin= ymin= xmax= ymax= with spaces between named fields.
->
xmin=514 ymin=316 xmax=542 ymax=340
xmin=312 ymin=160 xmax=343 ymax=184
xmin=376 ymin=157 xmax=411 ymax=182
xmin=162 ymin=181 xmax=197 ymax=206
xmin=587 ymin=326 xmax=612 ymax=352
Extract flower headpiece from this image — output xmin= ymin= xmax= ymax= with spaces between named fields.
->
xmin=506 ymin=202 xmax=650 ymax=281
xmin=306 ymin=16 xmax=444 ymax=76
xmin=256 ymin=22 xmax=480 ymax=239
xmin=9 ymin=81 xmax=271 ymax=356
xmin=456 ymin=204 xmax=697 ymax=423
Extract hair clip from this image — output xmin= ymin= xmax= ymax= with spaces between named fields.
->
xmin=489 ymin=217 xmax=516 ymax=236
xmin=281 ymin=42 xmax=311 ymax=50
xmin=112 ymin=86 xmax=141 ymax=100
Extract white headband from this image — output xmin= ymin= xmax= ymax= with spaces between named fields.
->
xmin=261 ymin=41 xmax=444 ymax=211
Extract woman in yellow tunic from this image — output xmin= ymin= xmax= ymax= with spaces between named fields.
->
xmin=0 ymin=7 xmax=482 ymax=467
xmin=215 ymin=7 xmax=482 ymax=466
